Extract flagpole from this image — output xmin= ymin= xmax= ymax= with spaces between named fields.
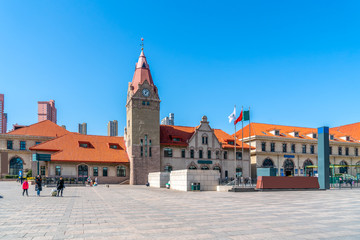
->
xmin=248 ymin=106 xmax=251 ymax=182
xmin=241 ymin=106 xmax=244 ymax=186
xmin=234 ymin=105 xmax=237 ymax=186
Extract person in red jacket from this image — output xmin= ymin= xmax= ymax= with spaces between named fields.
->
xmin=22 ymin=179 xmax=29 ymax=196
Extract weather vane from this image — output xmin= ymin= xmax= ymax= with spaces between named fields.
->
xmin=140 ymin=37 xmax=144 ymax=50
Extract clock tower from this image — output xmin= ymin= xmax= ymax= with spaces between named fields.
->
xmin=125 ymin=45 xmax=161 ymax=185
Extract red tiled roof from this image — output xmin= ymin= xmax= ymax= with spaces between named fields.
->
xmin=7 ymin=120 xmax=69 ymax=137
xmin=235 ymin=122 xmax=360 ymax=143
xmin=160 ymin=125 xmax=253 ymax=149
xmin=30 ymin=133 xmax=129 ymax=163
xmin=130 ymin=51 xmax=156 ymax=93
xmin=160 ymin=125 xmax=195 ymax=146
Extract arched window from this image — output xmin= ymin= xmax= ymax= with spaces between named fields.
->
xmin=9 ymin=157 xmax=23 ymax=176
xmin=164 ymin=165 xmax=172 ymax=172
xmin=283 ymin=159 xmax=295 ymax=176
xmin=339 ymin=160 xmax=348 ymax=174
xmin=202 ymin=134 xmax=208 ymax=145
xmin=189 ymin=165 xmax=197 ymax=170
xmin=262 ymin=158 xmax=274 ymax=168
xmin=213 ymin=166 xmax=221 ymax=173
xmin=201 ymin=165 xmax=209 ymax=170
xmin=117 ymin=166 xmax=126 ymax=177
xmin=303 ymin=159 xmax=314 ymax=176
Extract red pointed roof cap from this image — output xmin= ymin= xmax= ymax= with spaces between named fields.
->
xmin=131 ymin=50 xmax=154 ymax=93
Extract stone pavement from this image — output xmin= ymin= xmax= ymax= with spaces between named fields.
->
xmin=1 ymin=182 xmax=360 ymax=240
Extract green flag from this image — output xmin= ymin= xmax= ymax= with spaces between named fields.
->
xmin=243 ymin=110 xmax=250 ymax=121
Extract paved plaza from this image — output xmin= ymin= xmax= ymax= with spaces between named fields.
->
xmin=1 ymin=182 xmax=360 ymax=240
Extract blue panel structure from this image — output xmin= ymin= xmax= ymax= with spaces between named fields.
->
xmin=257 ymin=168 xmax=277 ymax=176
xmin=318 ymin=126 xmax=330 ymax=189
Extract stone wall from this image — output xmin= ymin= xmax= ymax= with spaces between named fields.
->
xmin=170 ymin=169 xmax=220 ymax=191
xmin=148 ymin=172 xmax=170 ymax=188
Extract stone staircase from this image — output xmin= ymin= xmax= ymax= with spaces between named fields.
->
xmin=119 ymin=179 xmax=129 ymax=185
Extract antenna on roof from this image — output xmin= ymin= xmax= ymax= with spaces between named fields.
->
xmin=140 ymin=37 xmax=144 ymax=50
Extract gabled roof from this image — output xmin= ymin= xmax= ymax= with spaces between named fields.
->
xmin=160 ymin=125 xmax=252 ymax=149
xmin=30 ymin=133 xmax=129 ymax=163
xmin=7 ymin=120 xmax=69 ymax=137
xmin=236 ymin=122 xmax=360 ymax=143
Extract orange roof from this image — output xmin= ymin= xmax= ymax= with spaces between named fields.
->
xmin=331 ymin=122 xmax=360 ymax=142
xmin=213 ymin=129 xmax=253 ymax=149
xmin=236 ymin=122 xmax=360 ymax=143
xmin=160 ymin=125 xmax=252 ymax=149
xmin=30 ymin=133 xmax=129 ymax=163
xmin=7 ymin=120 xmax=69 ymax=137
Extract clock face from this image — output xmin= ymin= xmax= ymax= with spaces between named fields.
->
xmin=142 ymin=88 xmax=150 ymax=97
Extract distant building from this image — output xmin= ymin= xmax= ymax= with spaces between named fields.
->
xmin=107 ymin=120 xmax=118 ymax=136
xmin=12 ymin=124 xmax=27 ymax=131
xmin=78 ymin=123 xmax=87 ymax=135
xmin=161 ymin=113 xmax=174 ymax=126
xmin=38 ymin=100 xmax=57 ymax=123
xmin=0 ymin=94 xmax=7 ymax=133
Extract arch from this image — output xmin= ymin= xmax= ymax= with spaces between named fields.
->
xmin=200 ymin=165 xmax=209 ymax=170
xmin=9 ymin=157 xmax=23 ymax=176
xmin=117 ymin=165 xmax=126 ymax=177
xmin=262 ymin=158 xmax=274 ymax=168
xmin=339 ymin=160 xmax=348 ymax=174
xmin=283 ymin=159 xmax=295 ymax=176
xmin=213 ymin=163 xmax=221 ymax=173
xmin=187 ymin=161 xmax=198 ymax=170
xmin=303 ymin=159 xmax=314 ymax=176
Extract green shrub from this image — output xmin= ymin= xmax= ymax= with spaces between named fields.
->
xmin=4 ymin=175 xmax=18 ymax=179
xmin=26 ymin=170 xmax=32 ymax=178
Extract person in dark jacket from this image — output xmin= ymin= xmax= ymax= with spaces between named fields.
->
xmin=35 ymin=175 xmax=42 ymax=196
xmin=57 ymin=177 xmax=65 ymax=197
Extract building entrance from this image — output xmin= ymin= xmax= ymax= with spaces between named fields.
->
xmin=78 ymin=165 xmax=88 ymax=183
xmin=283 ymin=159 xmax=294 ymax=176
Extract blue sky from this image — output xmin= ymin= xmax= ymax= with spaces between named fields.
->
xmin=1 ymin=1 xmax=360 ymax=135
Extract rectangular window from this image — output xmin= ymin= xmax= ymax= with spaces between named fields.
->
xmin=103 ymin=167 xmax=108 ymax=177
xmin=270 ymin=143 xmax=275 ymax=152
xmin=356 ymin=148 xmax=359 ymax=157
xmin=345 ymin=147 xmax=349 ymax=156
xmin=291 ymin=144 xmax=295 ymax=153
xmin=202 ymin=136 xmax=208 ymax=145
xmin=35 ymin=142 xmax=41 ymax=145
xmin=302 ymin=144 xmax=306 ymax=154
xmin=310 ymin=145 xmax=315 ymax=154
xmin=40 ymin=166 xmax=45 ymax=176
xmin=149 ymin=139 xmax=152 ymax=157
xmin=224 ymin=151 xmax=228 ymax=159
xmin=338 ymin=147 xmax=342 ymax=155
xmin=20 ymin=141 xmax=26 ymax=150
xmin=93 ymin=167 xmax=98 ymax=176
xmin=164 ymin=148 xmax=173 ymax=157
xmin=282 ymin=143 xmax=287 ymax=153
xmin=294 ymin=132 xmax=299 ymax=137
xmin=216 ymin=151 xmax=220 ymax=159
xmin=275 ymin=130 xmax=280 ymax=136
xmin=330 ymin=146 xmax=332 ymax=155
xmin=181 ymin=149 xmax=185 ymax=158
xmin=313 ymin=133 xmax=317 ymax=139
xmin=140 ymin=139 xmax=143 ymax=157
xmin=190 ymin=149 xmax=194 ymax=158
xmin=207 ymin=150 xmax=211 ymax=159
xmin=145 ymin=135 xmax=148 ymax=157
xmin=199 ymin=150 xmax=203 ymax=159
xmin=7 ymin=140 xmax=13 ymax=150
xmin=261 ymin=142 xmax=266 ymax=152
xmin=55 ymin=166 xmax=61 ymax=176
xmin=236 ymin=152 xmax=242 ymax=160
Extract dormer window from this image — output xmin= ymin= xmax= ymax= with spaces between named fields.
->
xmin=313 ymin=133 xmax=317 ymax=139
xmin=109 ymin=143 xmax=120 ymax=149
xmin=172 ymin=137 xmax=181 ymax=142
xmin=79 ymin=141 xmax=93 ymax=148
xmin=275 ymin=130 xmax=280 ymax=136
xmin=294 ymin=132 xmax=299 ymax=137
xmin=330 ymin=135 xmax=334 ymax=140
xmin=346 ymin=136 xmax=350 ymax=141
xmin=227 ymin=140 xmax=234 ymax=145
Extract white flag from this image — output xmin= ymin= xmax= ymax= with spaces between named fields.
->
xmin=228 ymin=107 xmax=236 ymax=123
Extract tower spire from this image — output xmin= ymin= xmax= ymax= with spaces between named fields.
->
xmin=140 ymin=37 xmax=144 ymax=51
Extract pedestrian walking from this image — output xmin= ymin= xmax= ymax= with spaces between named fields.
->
xmin=22 ymin=179 xmax=29 ymax=196
xmin=35 ymin=175 xmax=42 ymax=196
xmin=95 ymin=177 xmax=98 ymax=186
xmin=57 ymin=177 xmax=65 ymax=197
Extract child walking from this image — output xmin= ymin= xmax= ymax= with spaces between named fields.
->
xmin=22 ymin=179 xmax=29 ymax=196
